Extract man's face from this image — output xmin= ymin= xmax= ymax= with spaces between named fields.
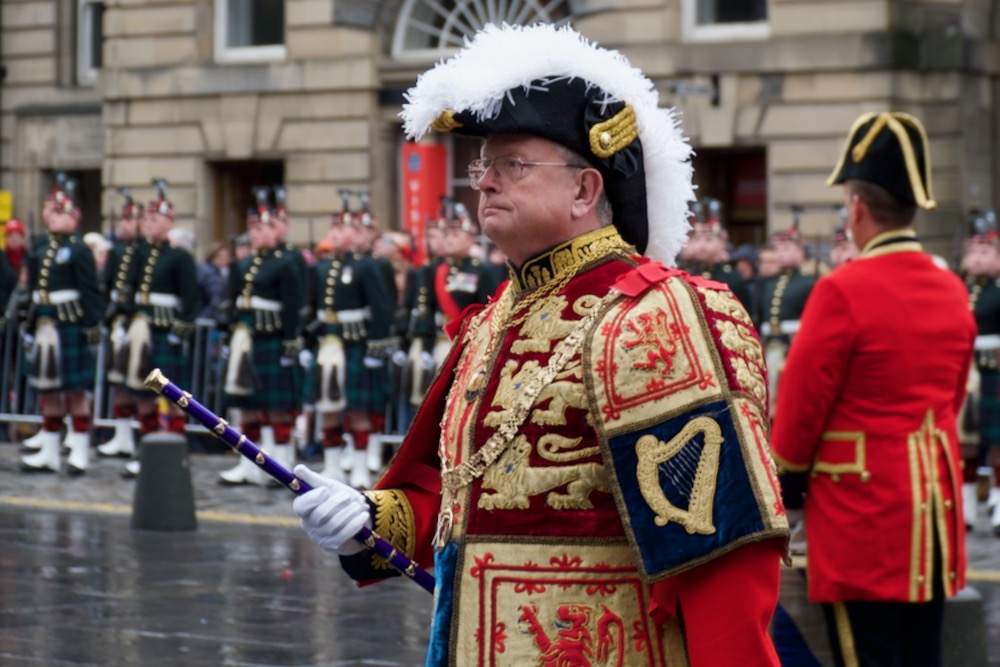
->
xmin=352 ymin=223 xmax=377 ymax=253
xmin=774 ymin=239 xmax=804 ymax=269
xmin=758 ymin=249 xmax=780 ymax=278
xmin=45 ymin=207 xmax=77 ymax=234
xmin=443 ymin=228 xmax=475 ymax=259
xmin=965 ymin=243 xmax=999 ymax=277
xmin=144 ymin=211 xmax=172 ymax=241
xmin=248 ymin=221 xmax=278 ymax=250
xmin=476 ymin=134 xmax=586 ymax=265
xmin=118 ymin=215 xmax=138 ymax=240
xmin=273 ymin=217 xmax=289 ymax=241
xmin=329 ymin=222 xmax=356 ymax=253
xmin=425 ymin=228 xmax=444 ymax=258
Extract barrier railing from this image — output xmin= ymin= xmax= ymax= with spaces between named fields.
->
xmin=0 ymin=315 xmax=407 ymax=447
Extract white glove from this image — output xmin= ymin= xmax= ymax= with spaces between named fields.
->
xmin=391 ymin=349 xmax=408 ymax=367
xmin=420 ymin=351 xmax=435 ymax=371
xmin=363 ymin=355 xmax=384 ymax=369
xmin=22 ymin=332 xmax=35 ymax=349
xmin=292 ymin=465 xmax=371 ymax=556
xmin=168 ymin=333 xmax=183 ymax=346
xmin=299 ymin=349 xmax=315 ymax=368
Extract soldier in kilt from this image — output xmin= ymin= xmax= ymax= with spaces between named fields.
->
xmin=757 ymin=212 xmax=816 ymax=418
xmin=218 ymin=195 xmax=304 ymax=485
xmin=958 ymin=210 xmax=1000 ymax=532
xmin=396 ymin=216 xmax=447 ymax=431
xmin=120 ymin=182 xmax=202 ymax=477
xmin=347 ymin=200 xmax=399 ymax=479
xmin=20 ymin=176 xmax=104 ymax=474
xmin=305 ymin=207 xmax=394 ymax=489
xmin=96 ymin=189 xmax=143 ymax=459
xmin=677 ymin=197 xmax=752 ymax=311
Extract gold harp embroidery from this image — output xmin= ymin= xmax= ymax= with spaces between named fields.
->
xmin=635 ymin=416 xmax=723 ymax=535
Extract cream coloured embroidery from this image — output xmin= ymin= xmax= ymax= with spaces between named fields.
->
xmin=701 ymin=288 xmax=753 ymax=326
xmin=484 ymin=358 xmax=588 ymax=428
xmin=478 ymin=434 xmax=611 ymax=511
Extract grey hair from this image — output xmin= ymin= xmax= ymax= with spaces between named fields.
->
xmin=555 ymin=144 xmax=614 ymax=226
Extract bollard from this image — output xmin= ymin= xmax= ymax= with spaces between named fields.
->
xmin=130 ymin=432 xmax=197 ymax=531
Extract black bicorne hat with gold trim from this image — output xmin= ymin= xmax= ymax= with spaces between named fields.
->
xmin=400 ymin=24 xmax=694 ymax=266
xmin=827 ymin=111 xmax=936 ymax=210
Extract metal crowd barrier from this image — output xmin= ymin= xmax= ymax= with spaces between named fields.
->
xmin=0 ymin=314 xmax=407 ymax=448
xmin=0 ymin=316 xmax=224 ymax=435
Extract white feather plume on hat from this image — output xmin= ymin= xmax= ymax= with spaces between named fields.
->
xmin=400 ymin=23 xmax=694 ymax=267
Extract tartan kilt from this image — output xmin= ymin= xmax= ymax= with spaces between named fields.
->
xmin=131 ymin=329 xmax=191 ymax=397
xmin=40 ymin=324 xmax=95 ymax=392
xmin=344 ymin=343 xmax=388 ymax=414
xmin=980 ymin=369 xmax=1000 ymax=448
xmin=225 ymin=334 xmax=300 ymax=411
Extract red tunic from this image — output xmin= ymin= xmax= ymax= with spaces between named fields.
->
xmin=352 ymin=228 xmax=785 ymax=665
xmin=770 ymin=230 xmax=976 ymax=603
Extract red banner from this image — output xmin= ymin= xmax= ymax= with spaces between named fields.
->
xmin=400 ymin=142 xmax=447 ymax=266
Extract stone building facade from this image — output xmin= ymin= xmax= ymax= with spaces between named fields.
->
xmin=1 ymin=0 xmax=998 ymax=262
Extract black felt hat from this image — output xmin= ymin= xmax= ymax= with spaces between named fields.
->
xmin=827 ymin=112 xmax=936 ymax=210
xmin=401 ymin=24 xmax=694 ymax=266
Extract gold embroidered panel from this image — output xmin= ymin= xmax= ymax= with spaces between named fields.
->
xmin=731 ymin=397 xmax=787 ymax=531
xmin=452 ymin=541 xmax=673 ymax=666
xmin=588 ymin=280 xmax=724 ymax=435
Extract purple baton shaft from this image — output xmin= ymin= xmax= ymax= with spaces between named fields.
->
xmin=144 ymin=368 xmax=435 ymax=594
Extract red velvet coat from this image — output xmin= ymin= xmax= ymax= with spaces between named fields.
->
xmin=770 ymin=230 xmax=976 ymax=604
xmin=348 ymin=227 xmax=786 ymax=666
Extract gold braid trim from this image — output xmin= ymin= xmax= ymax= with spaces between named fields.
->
xmin=588 ymin=104 xmax=639 ymax=159
xmin=512 ymin=226 xmax=632 ymax=292
xmin=850 ymin=112 xmax=890 ymax=164
xmin=363 ymin=489 xmax=416 ymax=571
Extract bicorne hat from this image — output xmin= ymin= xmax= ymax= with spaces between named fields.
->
xmin=827 ymin=111 xmax=935 ymax=210
xmin=400 ymin=23 xmax=694 ymax=265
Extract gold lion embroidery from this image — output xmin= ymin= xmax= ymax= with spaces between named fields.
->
xmin=511 ymin=294 xmax=601 ymax=355
xmin=478 ymin=434 xmax=610 ymax=510
xmin=635 ymin=416 xmax=723 ymax=535
xmin=484 ymin=358 xmax=589 ymax=428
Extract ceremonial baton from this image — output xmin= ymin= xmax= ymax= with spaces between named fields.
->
xmin=143 ymin=368 xmax=435 ymax=594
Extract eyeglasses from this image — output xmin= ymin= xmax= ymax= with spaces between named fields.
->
xmin=467 ymin=156 xmax=586 ymax=191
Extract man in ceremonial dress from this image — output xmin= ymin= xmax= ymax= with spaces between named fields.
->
xmin=306 ymin=207 xmax=395 ymax=489
xmin=757 ymin=209 xmax=815 ymax=417
xmin=97 ymin=189 xmax=143 ymax=458
xmin=770 ymin=112 xmax=976 ymax=667
xmin=120 ymin=182 xmax=202 ymax=477
xmin=680 ymin=197 xmax=752 ymax=311
xmin=398 ymin=215 xmax=447 ymax=425
xmin=218 ymin=195 xmax=304 ymax=485
xmin=20 ymin=176 xmax=103 ymax=474
xmin=291 ymin=24 xmax=787 ymax=666
xmin=957 ymin=210 xmax=1000 ymax=533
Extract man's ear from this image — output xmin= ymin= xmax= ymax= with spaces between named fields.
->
xmin=571 ymin=168 xmax=604 ymax=220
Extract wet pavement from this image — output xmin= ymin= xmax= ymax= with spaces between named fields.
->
xmin=1 ymin=439 xmax=1000 ymax=665
xmin=0 ymin=442 xmax=432 ymax=666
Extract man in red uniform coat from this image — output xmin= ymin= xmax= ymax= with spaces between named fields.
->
xmin=770 ymin=112 xmax=976 ymax=667
xmin=290 ymin=24 xmax=788 ymax=666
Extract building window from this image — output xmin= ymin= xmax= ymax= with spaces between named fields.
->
xmin=392 ymin=0 xmax=575 ymax=60
xmin=682 ymin=0 xmax=768 ymax=42
xmin=76 ymin=0 xmax=104 ymax=85
xmin=215 ymin=0 xmax=286 ymax=63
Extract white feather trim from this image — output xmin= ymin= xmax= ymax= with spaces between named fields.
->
xmin=401 ymin=23 xmax=693 ymax=266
